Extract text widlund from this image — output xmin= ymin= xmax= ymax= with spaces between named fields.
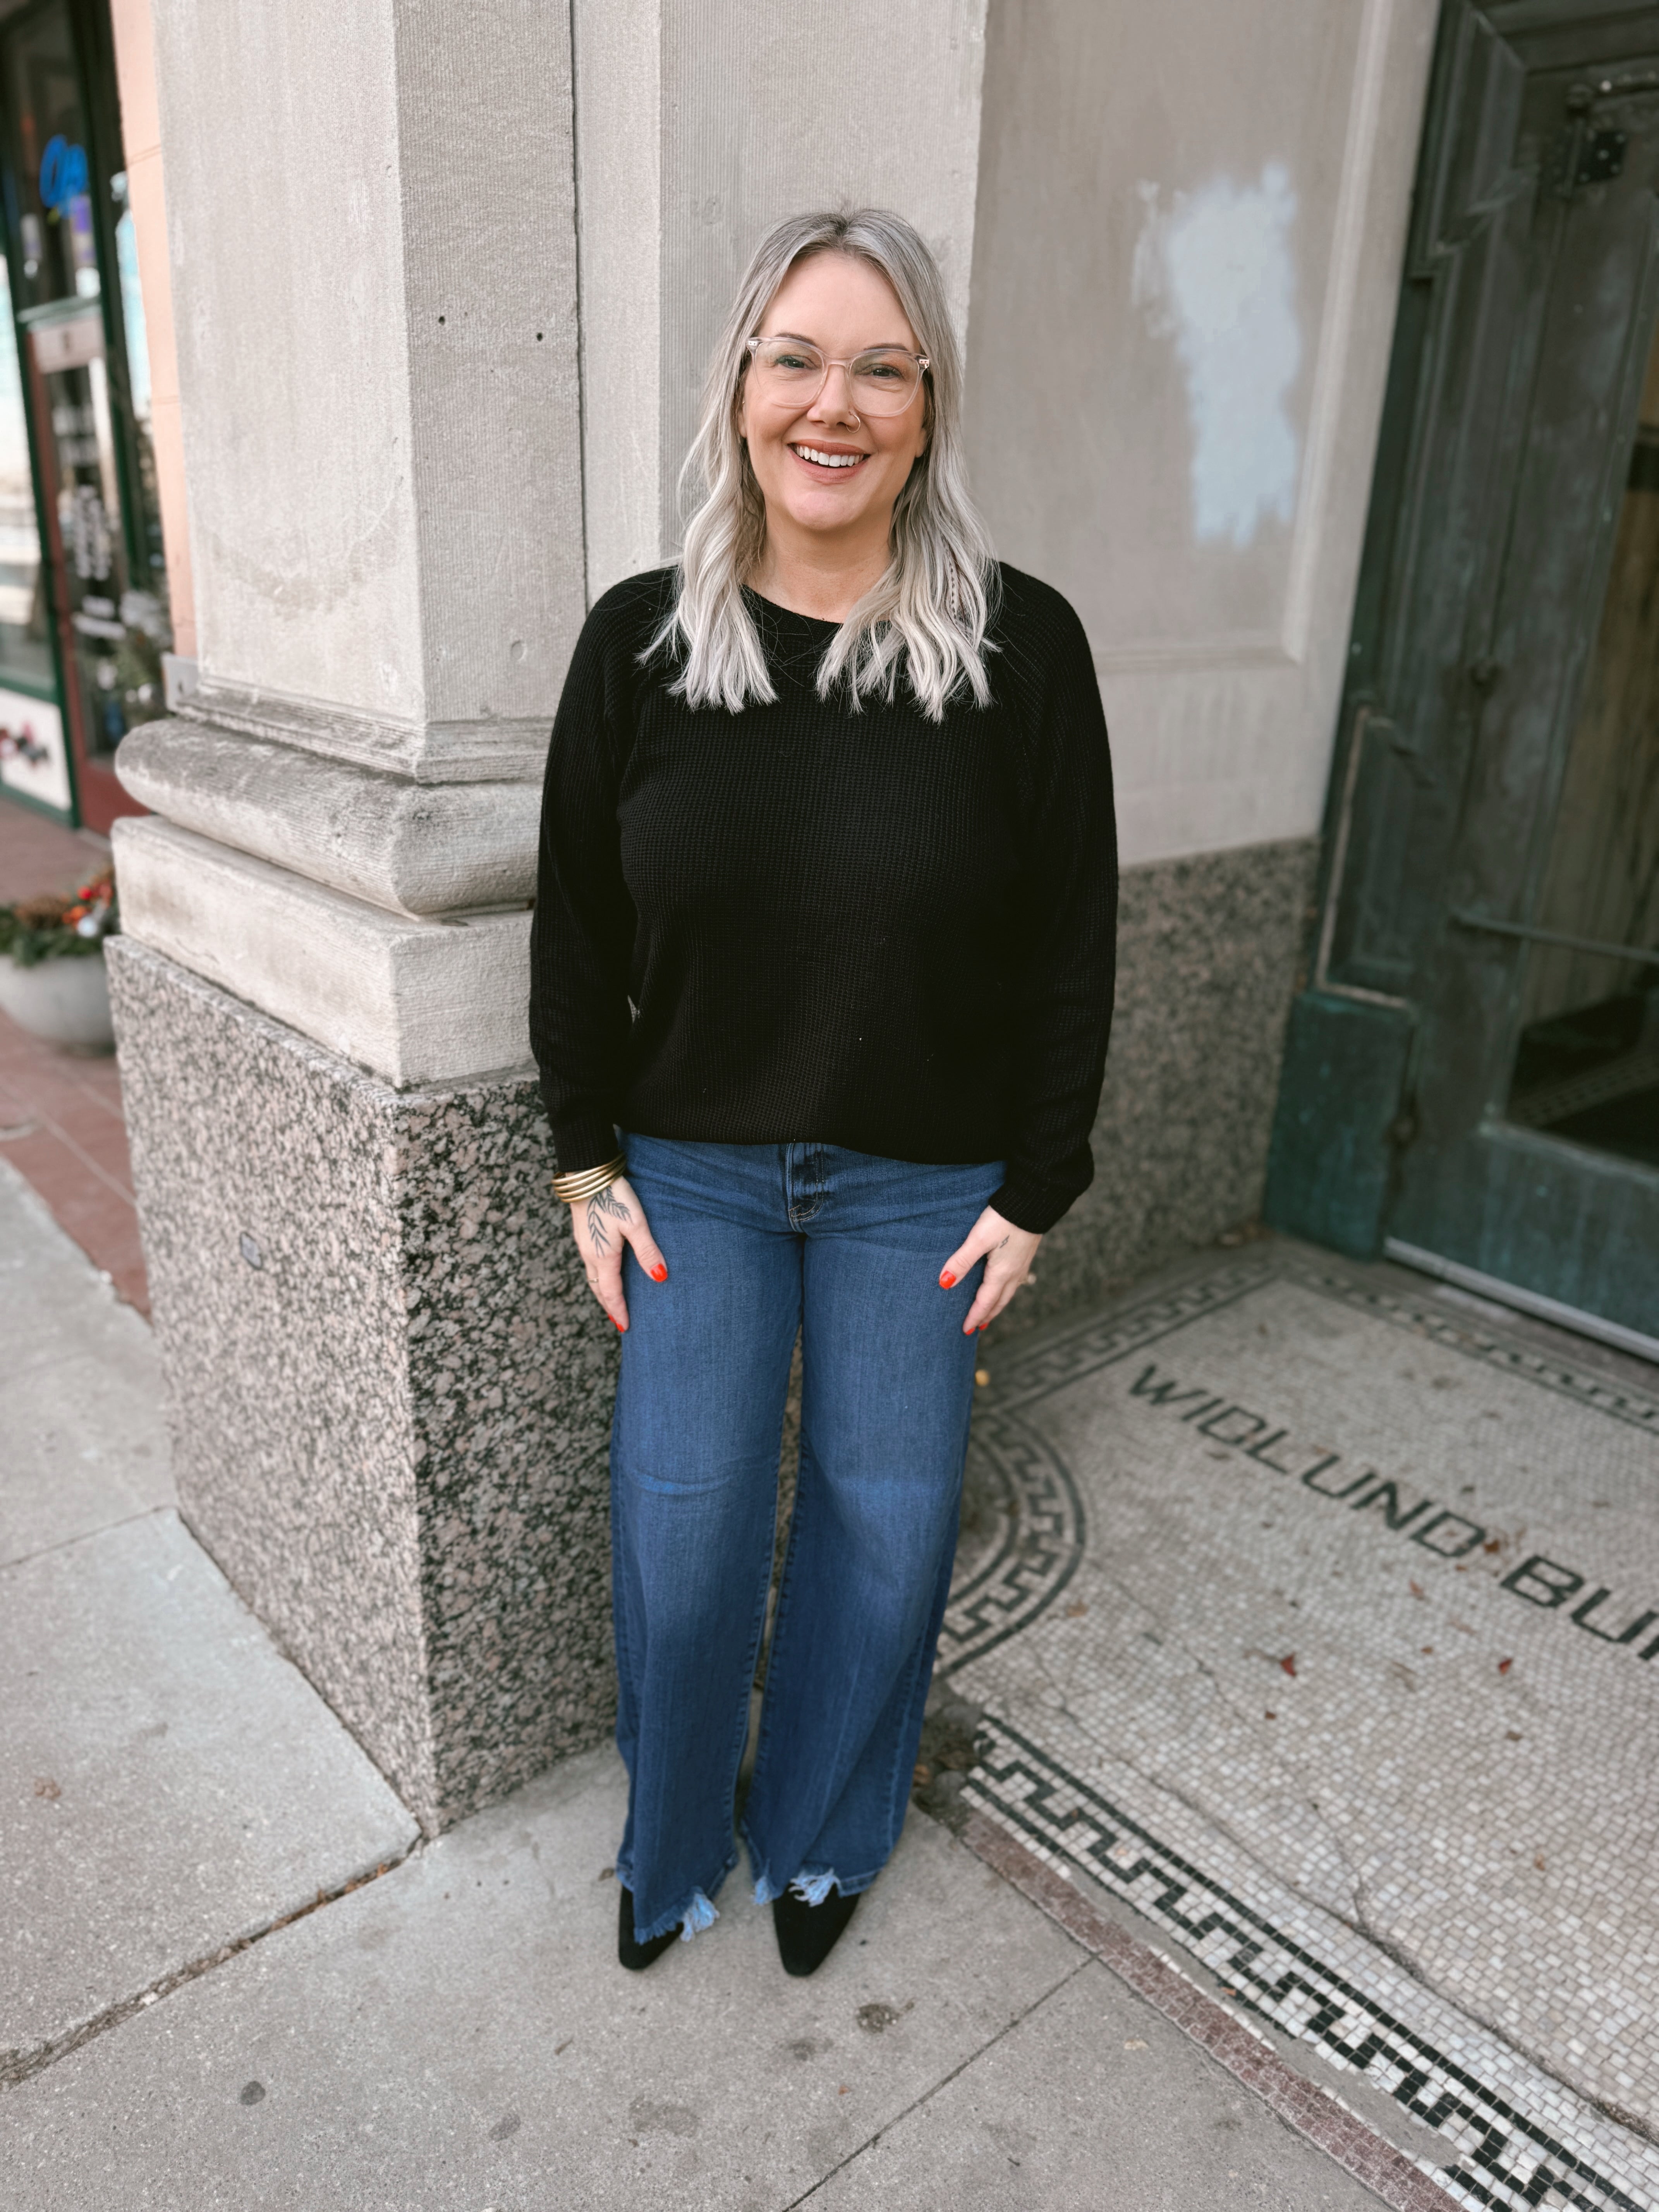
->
xmin=1124 ymin=1358 xmax=1659 ymax=1662
xmin=942 ymin=1249 xmax=1659 ymax=2193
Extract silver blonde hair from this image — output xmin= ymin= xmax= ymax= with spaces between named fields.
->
xmin=649 ymin=208 xmax=998 ymax=722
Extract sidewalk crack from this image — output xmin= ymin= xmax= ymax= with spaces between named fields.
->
xmin=1003 ymin=1571 xmax=1369 ymax=1926
xmin=1 ymin=1502 xmax=176 ymax=1577
xmin=0 ymin=1839 xmax=421 ymax=2092
xmin=776 ymin=1956 xmax=1092 ymax=2208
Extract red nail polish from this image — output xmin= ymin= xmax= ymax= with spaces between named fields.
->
xmin=651 ymin=1264 xmax=668 ymax=1283
xmin=613 ymin=1317 xmax=625 ymax=1330
xmin=939 ymin=1271 xmax=956 ymax=1289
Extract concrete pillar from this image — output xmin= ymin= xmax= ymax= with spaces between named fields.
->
xmin=107 ymin=0 xmax=611 ymax=1835
xmin=112 ymin=0 xmax=991 ymax=1834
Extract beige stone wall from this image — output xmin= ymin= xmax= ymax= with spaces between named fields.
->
xmin=967 ymin=0 xmax=1440 ymax=870
xmin=574 ymin=0 xmax=990 ymax=599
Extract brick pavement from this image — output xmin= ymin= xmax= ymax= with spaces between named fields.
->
xmin=0 ymin=794 xmax=145 ymax=1311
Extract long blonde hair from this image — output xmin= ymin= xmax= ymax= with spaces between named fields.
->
xmin=650 ymin=208 xmax=997 ymax=722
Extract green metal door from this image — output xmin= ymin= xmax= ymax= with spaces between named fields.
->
xmin=1265 ymin=0 xmax=1659 ymax=1352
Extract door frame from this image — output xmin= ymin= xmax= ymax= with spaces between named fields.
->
xmin=1264 ymin=0 xmax=1659 ymax=1353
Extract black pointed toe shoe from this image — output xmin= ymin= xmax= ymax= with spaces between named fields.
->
xmin=772 ymin=1883 xmax=860 ymax=1977
xmin=618 ymin=1883 xmax=679 ymax=1971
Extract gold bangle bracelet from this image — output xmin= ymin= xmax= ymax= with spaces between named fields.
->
xmin=550 ymin=1152 xmax=627 ymax=1205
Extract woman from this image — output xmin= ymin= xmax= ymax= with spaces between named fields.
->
xmin=530 ymin=208 xmax=1116 ymax=1977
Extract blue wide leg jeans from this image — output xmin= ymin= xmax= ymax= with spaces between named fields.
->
xmin=610 ymin=1133 xmax=1005 ymax=1945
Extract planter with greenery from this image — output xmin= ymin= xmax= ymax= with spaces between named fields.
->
xmin=0 ymin=871 xmax=120 ymax=1049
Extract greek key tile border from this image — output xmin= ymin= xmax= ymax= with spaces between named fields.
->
xmin=939 ymin=1409 xmax=1085 ymax=1673
xmin=991 ymin=1254 xmax=1659 ymax=1438
xmin=991 ymin=1257 xmax=1280 ymax=1413
xmin=966 ymin=1717 xmax=1659 ymax=2212
xmin=1277 ymin=1259 xmax=1659 ymax=1440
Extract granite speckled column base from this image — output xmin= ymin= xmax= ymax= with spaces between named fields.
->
xmin=1011 ymin=838 xmax=1318 ymax=1335
xmin=106 ymin=938 xmax=618 ymax=1834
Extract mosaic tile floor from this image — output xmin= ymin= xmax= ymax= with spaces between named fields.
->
xmin=946 ymin=1248 xmax=1659 ymax=2212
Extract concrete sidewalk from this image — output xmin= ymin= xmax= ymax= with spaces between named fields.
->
xmin=0 ymin=1153 xmax=1421 ymax=2209
xmin=4 ymin=1748 xmax=1398 ymax=2212
xmin=2 ymin=1161 xmax=417 ymax=2083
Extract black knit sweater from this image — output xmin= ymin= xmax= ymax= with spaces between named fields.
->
xmin=528 ymin=564 xmax=1116 ymax=1234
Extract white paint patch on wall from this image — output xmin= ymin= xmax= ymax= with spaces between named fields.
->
xmin=1134 ymin=163 xmax=1302 ymax=548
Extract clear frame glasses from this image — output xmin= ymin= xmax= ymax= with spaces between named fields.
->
xmin=744 ymin=335 xmax=930 ymax=418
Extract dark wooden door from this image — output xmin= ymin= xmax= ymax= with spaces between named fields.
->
xmin=1266 ymin=0 xmax=1659 ymax=1347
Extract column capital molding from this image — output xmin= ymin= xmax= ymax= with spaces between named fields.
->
xmin=115 ymin=718 xmax=540 ymax=919
xmin=178 ymin=680 xmax=548 ymax=787
xmin=113 ymin=817 xmax=534 ymax=1087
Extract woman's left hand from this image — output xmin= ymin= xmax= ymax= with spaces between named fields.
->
xmin=939 ymin=1206 xmax=1043 ymax=1334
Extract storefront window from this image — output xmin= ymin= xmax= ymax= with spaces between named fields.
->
xmin=0 ymin=0 xmax=169 ymax=788
xmin=10 ymin=1 xmax=94 ymax=316
xmin=0 ymin=252 xmax=50 ymax=692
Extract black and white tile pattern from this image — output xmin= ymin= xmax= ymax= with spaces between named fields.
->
xmin=945 ymin=1252 xmax=1659 ymax=2210
xmin=939 ymin=1410 xmax=1085 ymax=1671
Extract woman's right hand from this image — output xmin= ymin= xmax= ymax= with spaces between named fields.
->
xmin=566 ymin=1175 xmax=668 ymax=1330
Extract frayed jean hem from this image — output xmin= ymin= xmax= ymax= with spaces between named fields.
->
xmin=620 ymin=1855 xmax=734 ymax=1946
xmin=745 ymin=1833 xmax=881 ymax=1908
xmin=625 ymin=1884 xmax=719 ymax=1946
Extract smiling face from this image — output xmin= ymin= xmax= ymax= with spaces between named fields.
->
xmin=737 ymin=251 xmax=930 ymax=572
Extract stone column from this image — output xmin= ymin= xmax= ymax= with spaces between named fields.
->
xmin=108 ymin=0 xmax=613 ymax=1835
xmin=115 ymin=0 xmax=992 ymax=1837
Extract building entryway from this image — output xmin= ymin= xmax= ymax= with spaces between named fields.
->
xmin=1266 ymin=0 xmax=1659 ymax=1354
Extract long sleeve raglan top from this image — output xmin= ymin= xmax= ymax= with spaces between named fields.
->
xmin=528 ymin=563 xmax=1117 ymax=1234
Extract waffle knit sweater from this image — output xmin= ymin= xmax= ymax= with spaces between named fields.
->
xmin=528 ymin=563 xmax=1117 ymax=1234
